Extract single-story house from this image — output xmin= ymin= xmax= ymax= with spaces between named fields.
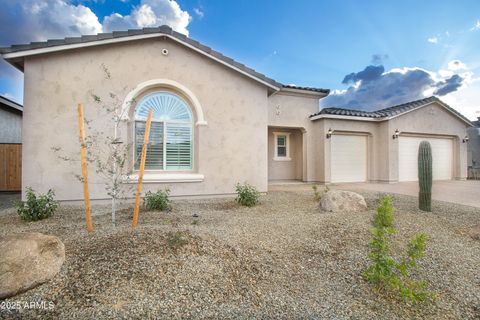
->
xmin=0 ymin=95 xmax=22 ymax=144
xmin=0 ymin=25 xmax=472 ymax=201
xmin=0 ymin=95 xmax=23 ymax=191
xmin=467 ymin=117 xmax=480 ymax=178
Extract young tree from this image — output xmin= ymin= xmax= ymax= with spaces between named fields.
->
xmin=53 ymin=64 xmax=135 ymax=225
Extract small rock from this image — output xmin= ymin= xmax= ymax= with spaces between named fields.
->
xmin=0 ymin=232 xmax=65 ymax=299
xmin=320 ymin=190 xmax=367 ymax=212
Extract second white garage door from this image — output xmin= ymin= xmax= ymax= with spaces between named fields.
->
xmin=331 ymin=134 xmax=367 ymax=183
xmin=398 ymin=136 xmax=453 ymax=181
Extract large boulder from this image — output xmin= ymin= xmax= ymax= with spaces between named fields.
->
xmin=0 ymin=233 xmax=65 ymax=299
xmin=320 ymin=190 xmax=367 ymax=212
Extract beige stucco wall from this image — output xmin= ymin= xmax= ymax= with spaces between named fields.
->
xmin=467 ymin=124 xmax=480 ymax=168
xmin=22 ymin=37 xmax=270 ymax=201
xmin=267 ymin=128 xmax=303 ymax=180
xmin=311 ymin=102 xmax=469 ymax=183
xmin=388 ymin=102 xmax=469 ymax=181
xmin=313 ymin=119 xmax=379 ymax=183
xmin=267 ymin=91 xmax=324 ymax=181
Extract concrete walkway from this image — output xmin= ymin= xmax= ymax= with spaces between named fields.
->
xmin=333 ymin=180 xmax=480 ymax=208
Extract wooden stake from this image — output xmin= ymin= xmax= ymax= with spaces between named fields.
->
xmin=132 ymin=109 xmax=153 ymax=228
xmin=77 ymin=103 xmax=93 ymax=233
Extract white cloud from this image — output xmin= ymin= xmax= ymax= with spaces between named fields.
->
xmin=0 ymin=0 xmax=102 ymax=45
xmin=321 ymin=62 xmax=479 ymax=120
xmin=447 ymin=59 xmax=467 ymax=71
xmin=103 ymin=0 xmax=191 ymax=35
xmin=438 ymin=69 xmax=454 ymax=78
xmin=427 ymin=37 xmax=438 ymax=44
xmin=441 ymin=78 xmax=480 ymax=120
xmin=194 ymin=7 xmax=204 ymax=19
xmin=0 ymin=0 xmax=191 ymax=46
xmin=0 ymin=0 xmax=192 ymax=103
xmin=470 ymin=20 xmax=480 ymax=31
xmin=133 ymin=4 xmax=158 ymax=27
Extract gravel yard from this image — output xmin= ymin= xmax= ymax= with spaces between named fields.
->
xmin=0 ymin=189 xmax=479 ymax=319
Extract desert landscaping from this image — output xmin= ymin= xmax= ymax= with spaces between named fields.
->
xmin=0 ymin=187 xmax=479 ymax=319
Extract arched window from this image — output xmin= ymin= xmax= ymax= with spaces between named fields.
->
xmin=134 ymin=92 xmax=193 ymax=170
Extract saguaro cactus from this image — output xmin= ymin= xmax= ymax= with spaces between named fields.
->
xmin=418 ymin=141 xmax=432 ymax=211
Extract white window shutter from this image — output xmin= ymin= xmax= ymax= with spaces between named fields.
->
xmin=135 ymin=121 xmax=164 ymax=170
xmin=166 ymin=124 xmax=192 ymax=170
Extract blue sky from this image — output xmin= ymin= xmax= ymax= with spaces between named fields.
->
xmin=1 ymin=0 xmax=479 ymax=119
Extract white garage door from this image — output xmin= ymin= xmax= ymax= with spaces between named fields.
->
xmin=398 ymin=136 xmax=453 ymax=181
xmin=331 ymin=135 xmax=367 ymax=183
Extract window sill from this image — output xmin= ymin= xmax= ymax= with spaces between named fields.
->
xmin=273 ymin=157 xmax=292 ymax=161
xmin=124 ymin=173 xmax=204 ymax=183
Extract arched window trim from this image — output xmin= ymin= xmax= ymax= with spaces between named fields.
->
xmin=134 ymin=91 xmax=193 ymax=123
xmin=133 ymin=91 xmax=194 ymax=172
xmin=121 ymin=79 xmax=207 ymax=126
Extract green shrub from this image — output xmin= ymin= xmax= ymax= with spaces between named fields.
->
xmin=312 ymin=185 xmax=330 ymax=201
xmin=235 ymin=182 xmax=260 ymax=207
xmin=365 ymin=195 xmax=433 ymax=302
xmin=15 ymin=187 xmax=59 ymax=221
xmin=144 ymin=188 xmax=171 ymax=211
xmin=167 ymin=231 xmax=188 ymax=250
xmin=312 ymin=185 xmax=322 ymax=201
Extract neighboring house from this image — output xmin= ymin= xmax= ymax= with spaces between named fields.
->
xmin=0 ymin=26 xmax=472 ymax=201
xmin=467 ymin=117 xmax=480 ymax=178
xmin=0 ymin=95 xmax=22 ymax=191
xmin=0 ymin=95 xmax=22 ymax=144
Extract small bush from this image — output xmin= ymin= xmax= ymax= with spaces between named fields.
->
xmin=15 ymin=187 xmax=59 ymax=221
xmin=312 ymin=185 xmax=322 ymax=201
xmin=312 ymin=185 xmax=330 ymax=201
xmin=144 ymin=188 xmax=171 ymax=211
xmin=365 ymin=195 xmax=433 ymax=302
xmin=167 ymin=231 xmax=188 ymax=250
xmin=235 ymin=182 xmax=260 ymax=207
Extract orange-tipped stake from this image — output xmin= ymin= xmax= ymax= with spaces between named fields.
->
xmin=77 ymin=103 xmax=93 ymax=232
xmin=132 ymin=108 xmax=153 ymax=228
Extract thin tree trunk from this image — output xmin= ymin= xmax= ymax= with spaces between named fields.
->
xmin=112 ymin=119 xmax=118 ymax=224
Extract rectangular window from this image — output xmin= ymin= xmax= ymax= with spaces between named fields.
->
xmin=273 ymin=132 xmax=291 ymax=161
xmin=135 ymin=121 xmax=192 ymax=170
xmin=135 ymin=121 xmax=164 ymax=170
xmin=166 ymin=124 xmax=192 ymax=170
xmin=277 ymin=135 xmax=287 ymax=157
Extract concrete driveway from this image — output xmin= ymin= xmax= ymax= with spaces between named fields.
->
xmin=335 ymin=180 xmax=480 ymax=208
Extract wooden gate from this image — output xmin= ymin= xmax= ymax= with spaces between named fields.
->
xmin=0 ymin=144 xmax=22 ymax=191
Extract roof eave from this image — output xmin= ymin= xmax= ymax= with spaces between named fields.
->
xmin=0 ymin=96 xmax=23 ymax=113
xmin=384 ymin=100 xmax=473 ymax=127
xmin=1 ymin=33 xmax=281 ymax=91
xmin=279 ymin=87 xmax=329 ymax=98
xmin=310 ymin=100 xmax=473 ymax=126
xmin=310 ymin=114 xmax=380 ymax=122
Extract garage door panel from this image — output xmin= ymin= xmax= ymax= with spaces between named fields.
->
xmin=331 ymin=135 xmax=367 ymax=183
xmin=398 ymin=137 xmax=453 ymax=182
